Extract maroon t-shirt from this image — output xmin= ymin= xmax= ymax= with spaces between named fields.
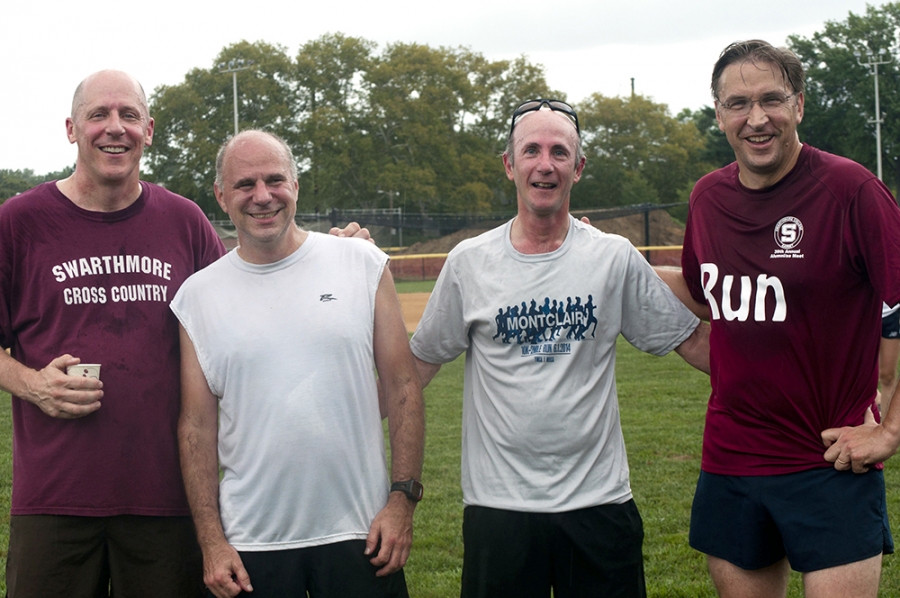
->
xmin=0 ymin=181 xmax=225 ymax=515
xmin=683 ymin=145 xmax=900 ymax=475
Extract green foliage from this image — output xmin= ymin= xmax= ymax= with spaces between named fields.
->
xmin=294 ymin=33 xmax=377 ymax=211
xmin=145 ymin=34 xmax=710 ymax=216
xmin=678 ymin=106 xmax=735 ymax=171
xmin=572 ymin=94 xmax=712 ymax=210
xmin=0 ymin=166 xmax=74 ymax=202
xmin=146 ymin=36 xmax=558 ymax=215
xmin=789 ymin=2 xmax=900 ymax=189
xmin=146 ymin=41 xmax=295 ymax=217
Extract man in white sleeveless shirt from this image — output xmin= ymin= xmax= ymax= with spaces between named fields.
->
xmin=172 ymin=130 xmax=424 ymax=598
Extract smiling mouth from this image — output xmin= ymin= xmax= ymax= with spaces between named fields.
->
xmin=100 ymin=147 xmax=127 ymax=154
xmin=746 ymin=135 xmax=774 ymax=144
xmin=250 ymin=210 xmax=279 ymax=220
xmin=532 ymin=182 xmax=557 ymax=189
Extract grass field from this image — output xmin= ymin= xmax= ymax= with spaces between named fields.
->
xmin=0 ymin=283 xmax=897 ymax=595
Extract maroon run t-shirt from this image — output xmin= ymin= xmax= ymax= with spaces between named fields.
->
xmin=683 ymin=145 xmax=900 ymax=475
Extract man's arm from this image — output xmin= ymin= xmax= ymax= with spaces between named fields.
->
xmin=674 ymin=321 xmax=711 ymax=375
xmin=0 ymin=350 xmax=102 ymax=418
xmin=367 ymin=267 xmax=425 ymax=577
xmin=655 ymin=266 xmax=711 ymax=321
xmin=376 ymin=353 xmax=442 ymax=419
xmin=822 ymin=386 xmax=900 ymax=474
xmin=414 ymin=356 xmax=442 ymax=389
xmin=178 ymin=325 xmax=252 ymax=598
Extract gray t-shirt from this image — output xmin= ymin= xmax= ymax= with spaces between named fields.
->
xmin=411 ymin=216 xmax=699 ymax=512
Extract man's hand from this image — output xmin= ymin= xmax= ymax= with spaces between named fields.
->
xmin=24 ymin=355 xmax=103 ymax=419
xmin=202 ymin=541 xmax=253 ymax=598
xmin=329 ymin=221 xmax=374 ymax=243
xmin=365 ymin=492 xmax=416 ymax=576
xmin=822 ymin=406 xmax=898 ymax=473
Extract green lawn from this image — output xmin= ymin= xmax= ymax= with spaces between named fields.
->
xmin=395 ymin=279 xmax=437 ymax=294
xmin=0 ymin=329 xmax=898 ymax=595
xmin=402 ymin=341 xmax=900 ymax=597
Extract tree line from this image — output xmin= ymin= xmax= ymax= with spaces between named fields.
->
xmin=145 ymin=34 xmax=716 ymax=219
xmin=3 ymin=4 xmax=899 ymax=215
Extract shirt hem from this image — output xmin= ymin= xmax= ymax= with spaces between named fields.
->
xmin=11 ymin=506 xmax=192 ymax=517
xmin=230 ymin=532 xmax=369 ymax=552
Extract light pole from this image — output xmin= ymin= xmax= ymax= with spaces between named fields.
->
xmin=217 ymin=59 xmax=253 ymax=136
xmin=377 ymin=190 xmax=402 ymax=248
xmin=854 ymin=48 xmax=893 ymax=180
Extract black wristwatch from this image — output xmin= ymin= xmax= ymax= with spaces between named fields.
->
xmin=391 ymin=479 xmax=424 ymax=502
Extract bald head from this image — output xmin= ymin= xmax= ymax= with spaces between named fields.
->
xmin=215 ymin=130 xmax=298 ymax=188
xmin=505 ymin=107 xmax=584 ymax=168
xmin=72 ymin=70 xmax=149 ymax=121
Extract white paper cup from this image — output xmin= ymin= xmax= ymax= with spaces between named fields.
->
xmin=67 ymin=364 xmax=101 ymax=380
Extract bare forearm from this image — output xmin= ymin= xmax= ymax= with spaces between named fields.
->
xmin=675 ymin=322 xmax=710 ymax=375
xmin=413 ymin=356 xmax=441 ymax=389
xmin=880 ymin=383 xmax=900 ymax=442
xmin=385 ymin=375 xmax=425 ymax=482
xmin=179 ymin=415 xmax=228 ymax=549
xmin=0 ymin=350 xmax=38 ymax=399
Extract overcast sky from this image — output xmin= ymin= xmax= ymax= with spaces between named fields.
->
xmin=1 ymin=0 xmax=880 ymax=175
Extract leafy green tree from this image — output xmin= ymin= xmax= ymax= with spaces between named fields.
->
xmin=364 ymin=44 xmax=557 ymax=214
xmin=678 ymin=106 xmax=734 ymax=170
xmin=144 ymin=34 xmax=559 ymax=216
xmin=0 ymin=166 xmax=74 ymax=202
xmin=789 ymin=3 xmax=900 ymax=190
xmin=572 ymin=94 xmax=711 ymax=209
xmin=294 ymin=33 xmax=376 ymax=211
xmin=146 ymin=41 xmax=295 ymax=216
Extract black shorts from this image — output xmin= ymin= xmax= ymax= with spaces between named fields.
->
xmin=234 ymin=540 xmax=408 ymax=598
xmin=689 ymin=469 xmax=894 ymax=572
xmin=883 ymin=308 xmax=900 ymax=339
xmin=6 ymin=514 xmax=203 ymax=598
xmin=461 ymin=502 xmax=646 ymax=598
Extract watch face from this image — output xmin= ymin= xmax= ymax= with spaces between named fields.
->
xmin=393 ymin=480 xmax=424 ymax=501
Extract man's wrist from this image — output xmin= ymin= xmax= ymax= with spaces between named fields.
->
xmin=390 ymin=479 xmax=423 ymax=502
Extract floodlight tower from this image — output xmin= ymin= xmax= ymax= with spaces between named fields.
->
xmin=217 ymin=59 xmax=254 ymax=136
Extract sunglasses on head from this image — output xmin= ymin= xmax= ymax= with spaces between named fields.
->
xmin=509 ymin=99 xmax=580 ymax=136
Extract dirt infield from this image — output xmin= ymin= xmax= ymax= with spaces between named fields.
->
xmin=398 ymin=292 xmax=430 ymax=334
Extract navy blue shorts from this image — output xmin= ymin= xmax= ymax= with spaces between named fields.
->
xmin=689 ymin=469 xmax=893 ymax=572
xmin=883 ymin=308 xmax=900 ymax=339
xmin=461 ymin=501 xmax=646 ymax=598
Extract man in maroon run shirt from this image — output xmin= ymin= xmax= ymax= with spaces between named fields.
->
xmin=660 ymin=40 xmax=900 ymax=598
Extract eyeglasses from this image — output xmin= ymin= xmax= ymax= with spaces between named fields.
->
xmin=717 ymin=93 xmax=796 ymax=116
xmin=509 ymin=99 xmax=580 ymax=136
